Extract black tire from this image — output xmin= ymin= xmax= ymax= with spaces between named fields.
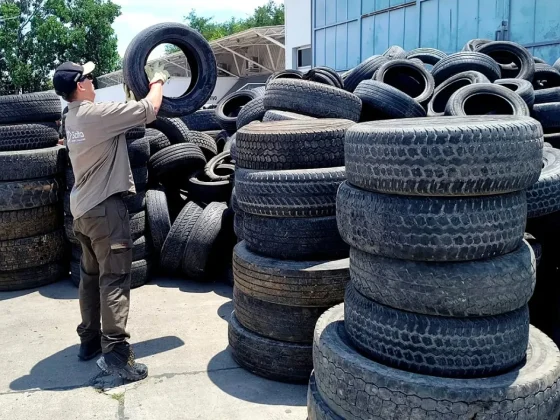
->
xmin=303 ymin=67 xmax=344 ymax=89
xmin=354 ymin=80 xmax=427 ymax=121
xmin=494 ymin=78 xmax=535 ymax=108
xmin=374 ymin=59 xmax=435 ymax=105
xmin=228 ymin=312 xmax=312 ymax=383
xmin=233 ymin=241 xmax=349 ymax=307
xmin=235 ymin=167 xmax=345 ymax=217
xmin=428 ymin=71 xmax=490 ymax=116
xmin=0 ymin=205 xmax=62 ymax=241
xmin=180 ymin=109 xmax=221 ymax=131
xmin=406 ymin=48 xmax=447 ymax=65
xmin=345 ymin=284 xmax=529 ymax=378
xmin=123 ymin=22 xmax=217 ymax=117
xmin=64 ymin=216 xmax=79 ymax=244
xmin=345 ymin=116 xmax=543 ymax=196
xmin=477 ymin=41 xmax=535 ymax=80
xmin=0 ymin=123 xmax=60 ymax=152
xmin=129 ymin=211 xmax=146 ymax=241
xmin=0 ymin=92 xmax=61 ymax=125
xmin=132 ymin=166 xmax=148 ymax=188
xmin=533 ymin=63 xmax=560 ymax=89
xmin=202 ymin=130 xmax=222 ymax=141
xmin=149 ymin=143 xmax=206 ymax=184
xmin=127 ymin=137 xmax=150 ymax=167
xmin=533 ymin=102 xmax=560 ymax=133
xmin=0 ymin=262 xmax=66 ymax=292
xmin=0 ymin=176 xmax=62 ymax=212
xmin=160 ymin=201 xmax=204 ymax=274
xmin=147 ymin=132 xmax=171 ymax=155
xmin=181 ymin=202 xmax=228 ymax=279
xmin=445 ymin=83 xmax=530 ymax=116
xmin=185 ymin=131 xmax=218 ymax=160
xmin=147 ymin=117 xmax=189 ymax=144
xmin=307 ymin=374 xmax=343 ymax=420
xmin=266 ymin=69 xmax=304 ymax=84
xmin=527 ymin=147 xmax=560 ymax=218
xmin=350 ymin=242 xmax=535 ymax=317
xmin=0 ymin=145 xmax=66 ymax=181
xmin=186 ymin=171 xmax=233 ymax=203
xmin=534 ymin=86 xmax=560 ymax=104
xmin=263 ymin=79 xmax=361 ymax=121
xmin=204 ymin=151 xmax=232 ymax=181
xmin=216 ymin=90 xmax=260 ymax=133
xmin=125 ymin=126 xmax=146 ymax=140
xmin=0 ymin=229 xmax=66 ymax=271
xmin=243 ymin=213 xmax=348 ymax=261
xmin=337 ymin=182 xmax=527 ymax=262
xmin=233 ymin=286 xmax=326 ymax=344
xmin=146 ymin=189 xmax=171 ymax=254
xmin=342 ymin=55 xmax=389 ymax=92
xmin=123 ymin=190 xmax=146 ymax=214
xmin=313 ymin=305 xmax=560 ymax=420
xmin=262 ymin=110 xmax=316 ymax=122
xmin=236 ymin=97 xmax=266 ymax=130
xmin=233 ymin=212 xmax=244 ymax=241
xmin=432 ymin=52 xmax=501 ymax=85
xmin=382 ymin=45 xmax=407 ymax=60
xmin=462 ymin=38 xmax=491 ymax=51
xmin=235 ymin=119 xmax=353 ymax=170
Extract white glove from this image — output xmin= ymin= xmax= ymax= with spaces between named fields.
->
xmin=145 ymin=62 xmax=170 ymax=86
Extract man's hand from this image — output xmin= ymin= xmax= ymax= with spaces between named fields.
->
xmin=145 ymin=62 xmax=169 ymax=86
xmin=123 ymin=84 xmax=138 ymax=102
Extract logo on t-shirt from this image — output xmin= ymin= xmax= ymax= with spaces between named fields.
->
xmin=67 ymin=130 xmax=86 ymax=143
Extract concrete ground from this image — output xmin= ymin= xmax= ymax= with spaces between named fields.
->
xmin=0 ymin=276 xmax=308 ymax=420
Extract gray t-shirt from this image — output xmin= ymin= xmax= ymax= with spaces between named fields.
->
xmin=65 ymin=99 xmax=156 ymax=219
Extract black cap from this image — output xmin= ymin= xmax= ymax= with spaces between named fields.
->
xmin=53 ymin=61 xmax=95 ymax=98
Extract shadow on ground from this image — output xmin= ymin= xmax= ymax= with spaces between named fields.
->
xmin=10 ymin=336 xmax=185 ymax=392
xmin=153 ymin=276 xmax=233 ymax=299
xmin=0 ymin=278 xmax=78 ymax=302
xmin=207 ymin=348 xmax=307 ymax=407
xmin=217 ymin=300 xmax=233 ymax=322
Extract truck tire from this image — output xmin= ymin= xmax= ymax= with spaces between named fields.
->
xmin=344 ymin=116 xmax=543 ymax=196
xmin=477 ymin=41 xmax=535 ymax=80
xmin=0 ymin=176 xmax=62 ymax=212
xmin=428 ymin=71 xmax=490 ymax=116
xmin=432 ymin=52 xmax=501 ymax=85
xmin=307 ymin=374 xmax=343 ymax=420
xmin=527 ymin=147 xmax=560 ymax=218
xmin=494 ymin=78 xmax=535 ymax=107
xmin=233 ymin=241 xmax=349 ymax=307
xmin=0 ymin=205 xmax=61 ymax=241
xmin=264 ymin=79 xmax=362 ymax=121
xmin=0 ymin=123 xmax=60 ymax=152
xmin=445 ymin=83 xmax=530 ymax=116
xmin=0 ymin=262 xmax=66 ymax=292
xmin=337 ymin=182 xmax=526 ymax=262
xmin=313 ymin=305 xmax=560 ymax=420
xmin=0 ymin=229 xmax=66 ymax=271
xmin=123 ymin=22 xmax=217 ymax=117
xmin=0 ymin=146 xmax=66 ymax=181
xmin=0 ymin=92 xmax=61 ymax=125
xmin=374 ymin=59 xmax=435 ymax=105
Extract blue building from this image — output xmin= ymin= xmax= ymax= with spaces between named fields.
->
xmin=309 ymin=0 xmax=560 ymax=70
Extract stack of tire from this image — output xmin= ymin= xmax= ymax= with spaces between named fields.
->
xmin=64 ymin=125 xmax=154 ymax=289
xmin=227 ymin=111 xmax=361 ymax=382
xmin=307 ymin=115 xmax=560 ymax=419
xmin=0 ymin=92 xmax=67 ymax=292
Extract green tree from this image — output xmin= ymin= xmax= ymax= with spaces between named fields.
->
xmin=165 ymin=0 xmax=284 ymax=54
xmin=0 ymin=0 xmax=121 ymax=94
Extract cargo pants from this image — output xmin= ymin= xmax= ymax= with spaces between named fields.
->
xmin=73 ymin=194 xmax=133 ymax=354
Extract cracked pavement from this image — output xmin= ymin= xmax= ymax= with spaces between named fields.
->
xmin=0 ymin=277 xmax=307 ymax=419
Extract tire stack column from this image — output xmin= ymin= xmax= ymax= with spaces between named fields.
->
xmin=308 ymin=116 xmax=560 ymax=419
xmin=0 ymin=92 xmax=67 ymax=292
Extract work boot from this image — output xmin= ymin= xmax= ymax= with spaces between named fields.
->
xmin=78 ymin=335 xmax=102 ymax=361
xmin=96 ymin=343 xmax=148 ymax=382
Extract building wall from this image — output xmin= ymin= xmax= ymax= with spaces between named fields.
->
xmin=285 ymin=0 xmax=312 ymax=69
xmin=312 ymin=0 xmax=560 ymax=71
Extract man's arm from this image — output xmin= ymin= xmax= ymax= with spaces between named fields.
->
xmin=146 ymin=81 xmax=164 ymax=115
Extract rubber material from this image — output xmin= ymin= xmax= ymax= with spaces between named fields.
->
xmin=428 ymin=71 xmax=490 ymax=116
xmin=0 ymin=229 xmax=66 ymax=271
xmin=445 ymin=83 xmax=530 ymax=117
xmin=526 ymin=147 xmax=560 ymax=218
xmin=145 ymin=189 xmax=171 ymax=254
xmin=0 ymin=92 xmax=61 ymax=124
xmin=0 ymin=176 xmax=62 ymax=212
xmin=477 ymin=41 xmax=535 ymax=80
xmin=0 ymin=145 xmax=66 ymax=181
xmin=0 ymin=123 xmax=60 ymax=152
xmin=0 ymin=205 xmax=62 ymax=241
xmin=431 ymin=52 xmax=501 ymax=85
xmin=494 ymin=78 xmax=535 ymax=108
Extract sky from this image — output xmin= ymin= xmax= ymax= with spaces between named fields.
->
xmin=112 ymin=0 xmax=279 ymax=57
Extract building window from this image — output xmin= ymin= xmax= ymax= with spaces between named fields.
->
xmin=297 ymin=46 xmax=312 ymax=68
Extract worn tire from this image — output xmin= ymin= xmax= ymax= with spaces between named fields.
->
xmin=228 ymin=312 xmax=312 ymax=383
xmin=354 ymin=80 xmax=426 ymax=121
xmin=534 ymin=86 xmax=560 ymax=104
xmin=313 ymin=305 xmax=560 ymax=420
xmin=180 ymin=109 xmax=220 ymax=131
xmin=432 ymin=52 xmax=501 ymax=85
xmin=262 ymin=110 xmax=316 ymax=122
xmin=204 ymin=151 xmax=232 ymax=182
xmin=477 ymin=41 xmax=535 ymax=80
xmin=123 ymin=22 xmax=217 ymax=117
xmin=0 ymin=92 xmax=61 ymax=125
xmin=236 ymin=97 xmax=266 ymax=130
xmin=129 ymin=211 xmax=146 ymax=241
xmin=0 ymin=146 xmax=66 ymax=181
xmin=0 ymin=229 xmax=66 ymax=271
xmin=406 ymin=48 xmax=447 ymax=65
xmin=243 ymin=213 xmax=348 ymax=261
xmin=233 ymin=241 xmax=349 ymax=307
xmin=187 ymin=171 xmax=233 ymax=203
xmin=533 ymin=63 xmax=560 ymax=89
xmin=337 ymin=182 xmax=526 ymax=262
xmin=185 ymin=131 xmax=218 ymax=160
xmin=445 ymin=83 xmax=530 ymax=116
xmin=0 ymin=176 xmax=62 ymax=212
xmin=127 ymin=137 xmax=150 ymax=167
xmin=343 ymin=55 xmax=389 ymax=92
xmin=0 ymin=262 xmax=67 ymax=292
xmin=149 ymin=143 xmax=206 ymax=183
xmin=428 ymin=71 xmax=490 ymax=116
xmin=344 ymin=116 xmax=543 ymax=196
xmin=0 ymin=205 xmax=62 ymax=241
xmin=533 ymin=102 xmax=560 ymax=133
xmin=0 ymin=123 xmax=60 ymax=152
xmin=307 ymin=374 xmax=343 ymax=420
xmin=462 ymin=38 xmax=492 ymax=52
xmin=235 ymin=167 xmax=345 ymax=217
xmin=64 ymin=216 xmax=78 ymax=244
xmin=181 ymin=202 xmax=227 ymax=279
xmin=216 ymin=90 xmax=260 ymax=133
xmin=527 ymin=147 xmax=560 ymax=218
xmin=147 ymin=117 xmax=189 ymax=144
xmin=263 ymin=79 xmax=361 ymax=121
xmin=494 ymin=78 xmax=535 ymax=108
xmin=236 ymin=119 xmax=353 ymax=170
xmin=146 ymin=190 xmax=171 ymax=254
xmin=147 ymin=131 xmax=171 ymax=156
xmin=125 ymin=126 xmax=146 ymax=141
xmin=350 ymin=242 xmax=535 ymax=317
xmin=160 ymin=201 xmax=204 ymax=274
xmin=374 ymin=59 xmax=435 ymax=105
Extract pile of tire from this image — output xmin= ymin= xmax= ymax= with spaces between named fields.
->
xmin=0 ymin=92 xmax=68 ymax=291
xmin=307 ymin=114 xmax=560 ymax=419
xmin=227 ymin=93 xmax=362 ymax=382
